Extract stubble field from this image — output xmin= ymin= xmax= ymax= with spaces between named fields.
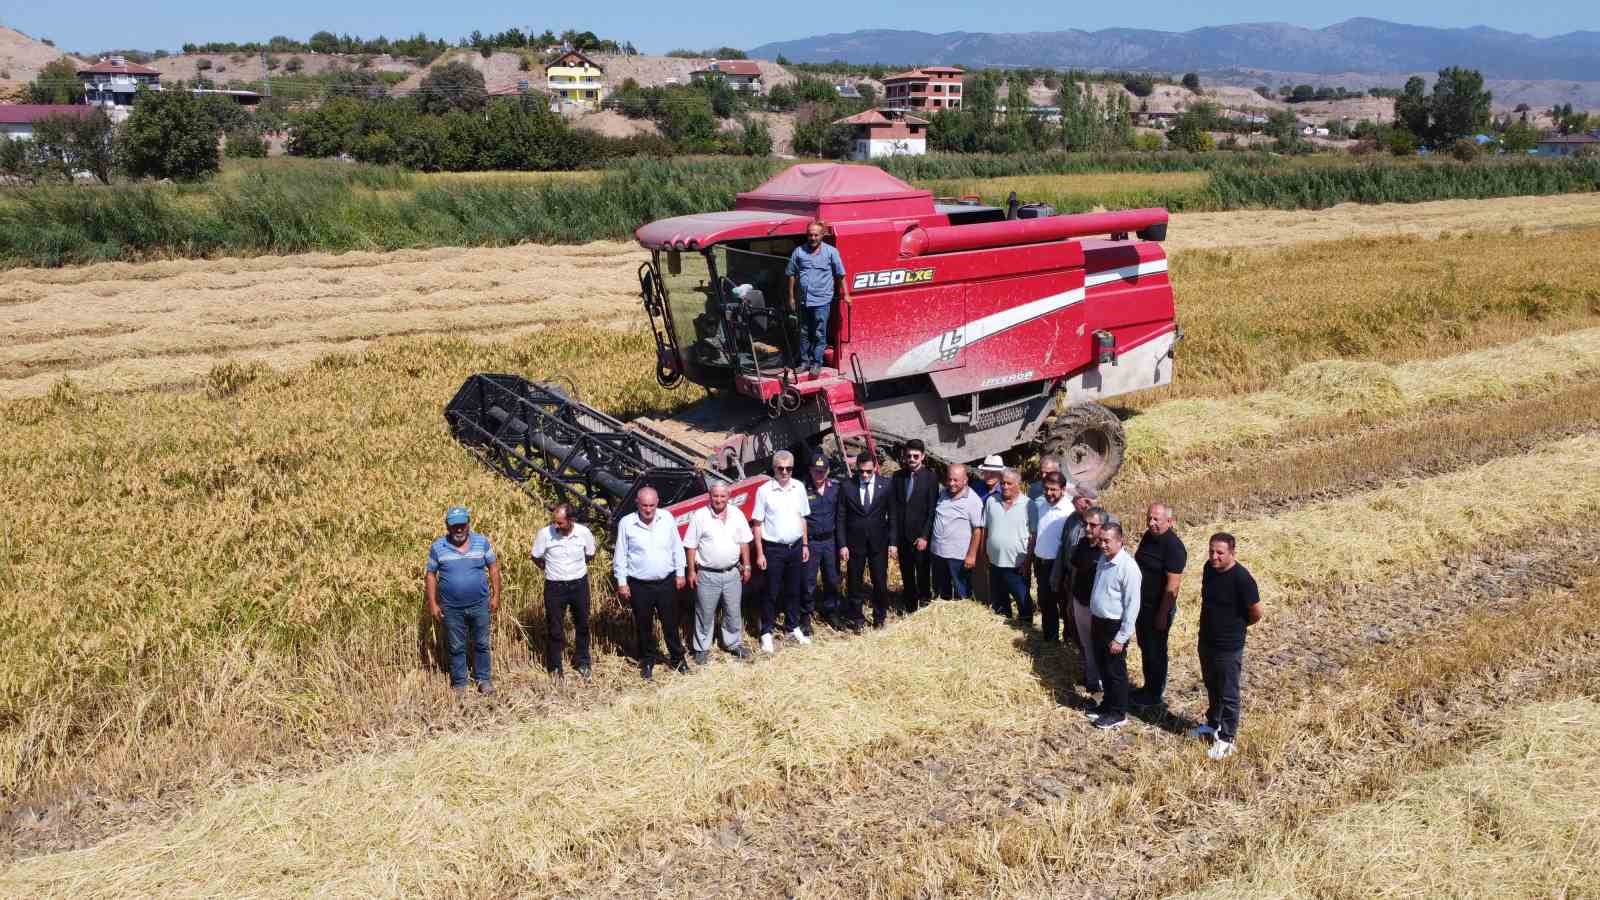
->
xmin=2 ymin=194 xmax=1599 ymax=896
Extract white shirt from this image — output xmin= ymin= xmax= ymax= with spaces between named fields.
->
xmin=750 ymin=477 xmax=810 ymax=544
xmin=612 ymin=511 xmax=685 ymax=583
xmin=531 ymin=523 xmax=596 ymax=582
xmin=684 ymin=504 xmax=753 ymax=569
xmin=1029 ymin=495 xmax=1074 ymax=561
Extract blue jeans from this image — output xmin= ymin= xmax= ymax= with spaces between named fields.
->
xmin=801 ymin=301 xmax=831 ymax=368
xmin=989 ymin=564 xmax=1033 ymax=621
xmin=442 ymin=601 xmax=492 ymax=687
xmin=933 ymin=555 xmax=973 ymax=599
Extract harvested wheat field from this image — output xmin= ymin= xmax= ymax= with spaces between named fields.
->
xmin=4 ymin=195 xmax=1600 ymax=895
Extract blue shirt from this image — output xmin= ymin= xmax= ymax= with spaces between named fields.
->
xmin=804 ymin=477 xmax=840 ymax=541
xmin=785 ymin=242 xmax=846 ymax=308
xmin=427 ymin=533 xmax=497 ymax=608
xmin=612 ymin=511 xmax=685 ymax=583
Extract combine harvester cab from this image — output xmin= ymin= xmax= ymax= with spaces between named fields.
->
xmin=448 ymin=164 xmax=1177 ymax=530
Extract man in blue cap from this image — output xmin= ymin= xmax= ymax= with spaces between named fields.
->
xmin=426 ymin=505 xmax=502 ymax=695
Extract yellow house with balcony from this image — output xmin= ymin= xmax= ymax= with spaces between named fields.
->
xmin=545 ymin=50 xmax=606 ymax=110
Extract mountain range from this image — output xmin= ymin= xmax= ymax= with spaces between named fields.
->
xmin=749 ymin=18 xmax=1600 ymax=82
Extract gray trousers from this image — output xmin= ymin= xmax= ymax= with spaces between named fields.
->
xmin=693 ymin=567 xmax=745 ymax=653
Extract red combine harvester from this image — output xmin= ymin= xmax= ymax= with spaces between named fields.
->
xmin=446 ymin=163 xmax=1178 ymax=528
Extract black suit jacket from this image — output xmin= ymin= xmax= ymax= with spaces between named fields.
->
xmin=836 ymin=475 xmax=896 ymax=554
xmin=890 ymin=466 xmax=940 ymax=544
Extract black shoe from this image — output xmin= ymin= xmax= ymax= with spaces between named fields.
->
xmin=1083 ymin=704 xmax=1106 ymax=720
xmin=641 ymin=662 xmax=654 ymax=680
xmin=809 ymin=364 xmax=821 ymax=378
xmin=577 ymin=665 xmax=592 ymax=681
xmin=549 ymin=667 xmax=565 ymax=681
xmin=1130 ymin=691 xmax=1163 ymax=708
xmin=849 ymin=620 xmax=864 ymax=635
xmin=694 ymin=651 xmax=710 ymax=665
xmin=476 ymin=681 xmax=496 ymax=696
xmin=872 ymin=619 xmax=886 ymax=630
xmin=732 ymin=645 xmax=751 ymax=660
xmin=1092 ymin=714 xmax=1127 ymax=731
xmin=675 ymin=659 xmax=691 ymax=675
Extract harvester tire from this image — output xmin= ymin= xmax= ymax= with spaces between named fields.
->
xmin=1041 ymin=401 xmax=1126 ymax=490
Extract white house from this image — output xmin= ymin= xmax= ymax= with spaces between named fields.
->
xmin=832 ymin=108 xmax=929 ymax=160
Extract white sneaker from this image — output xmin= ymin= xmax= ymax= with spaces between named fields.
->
xmin=1207 ymin=739 xmax=1236 ymax=760
xmin=791 ymin=628 xmax=812 ymax=645
xmin=760 ymin=634 xmax=775 ymax=654
xmin=1187 ymin=724 xmax=1217 ymax=740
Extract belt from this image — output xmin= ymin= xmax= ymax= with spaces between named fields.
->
xmin=762 ymin=538 xmax=802 ymax=549
xmin=698 ymin=563 xmax=739 ymax=573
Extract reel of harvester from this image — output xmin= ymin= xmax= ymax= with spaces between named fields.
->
xmin=444 ymin=374 xmax=721 ymax=527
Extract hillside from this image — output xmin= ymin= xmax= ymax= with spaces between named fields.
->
xmin=0 ymin=25 xmax=80 ymax=84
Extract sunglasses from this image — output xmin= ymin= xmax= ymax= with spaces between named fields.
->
xmin=775 ymin=465 xmax=793 ymax=471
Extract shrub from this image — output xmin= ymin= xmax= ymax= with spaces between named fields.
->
xmin=1450 ymin=138 xmax=1481 ymax=162
xmin=1123 ymin=76 xmax=1155 ymax=98
xmin=1132 ymin=132 xmax=1164 ymax=152
xmin=226 ymin=128 xmax=269 ymax=158
xmin=1385 ymin=128 xmax=1419 ymax=157
xmin=119 ymin=90 xmax=223 ymax=181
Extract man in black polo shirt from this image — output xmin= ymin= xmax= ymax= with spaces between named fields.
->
xmin=1191 ymin=531 xmax=1263 ymax=760
xmin=1132 ymin=503 xmax=1186 ymax=708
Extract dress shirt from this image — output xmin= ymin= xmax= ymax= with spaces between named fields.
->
xmin=531 ymin=523 xmax=596 ymax=582
xmin=684 ymin=504 xmax=752 ymax=569
xmin=751 ymin=477 xmax=810 ymax=544
xmin=1090 ymin=548 xmax=1143 ymax=645
xmin=1029 ymin=496 xmax=1074 ymax=561
xmin=612 ymin=511 xmax=685 ymax=582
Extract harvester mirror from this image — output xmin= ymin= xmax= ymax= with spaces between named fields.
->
xmin=667 ymin=250 xmax=682 ymax=275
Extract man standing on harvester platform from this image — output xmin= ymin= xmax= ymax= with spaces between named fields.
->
xmin=426 ymin=505 xmax=501 ymax=696
xmin=786 ymin=219 xmax=849 ymax=378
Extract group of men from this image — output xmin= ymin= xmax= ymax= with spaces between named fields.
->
xmin=423 ymin=445 xmax=1265 ymax=758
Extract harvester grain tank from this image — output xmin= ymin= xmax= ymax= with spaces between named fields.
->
xmin=446 ymin=163 xmax=1178 ymax=527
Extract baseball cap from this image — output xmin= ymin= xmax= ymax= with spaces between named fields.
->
xmin=444 ymin=505 xmax=470 ymax=526
xmin=977 ymin=454 xmax=1005 ymax=473
xmin=811 ymin=454 xmax=829 ymax=469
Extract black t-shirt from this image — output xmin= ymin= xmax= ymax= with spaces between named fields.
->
xmin=1135 ymin=528 xmax=1187 ymax=610
xmin=1069 ymin=536 xmax=1102 ymax=607
xmin=1198 ymin=563 xmax=1260 ymax=651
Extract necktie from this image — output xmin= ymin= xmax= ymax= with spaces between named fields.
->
xmin=862 ymin=480 xmax=873 ymax=507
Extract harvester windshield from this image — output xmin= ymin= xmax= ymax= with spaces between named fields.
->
xmin=652 ymin=243 xmax=797 ymax=386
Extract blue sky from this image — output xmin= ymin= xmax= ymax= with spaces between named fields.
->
xmin=4 ymin=2 xmax=1596 ymax=57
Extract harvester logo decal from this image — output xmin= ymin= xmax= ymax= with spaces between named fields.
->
xmin=852 ymin=267 xmax=935 ymax=291
xmin=937 ymin=329 xmax=963 ymax=362
xmin=883 ymin=287 xmax=1087 ymax=377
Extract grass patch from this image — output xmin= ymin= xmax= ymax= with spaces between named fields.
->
xmin=922 ymin=171 xmax=1212 ymax=212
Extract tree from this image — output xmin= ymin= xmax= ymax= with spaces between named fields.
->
xmin=855 ymin=82 xmax=875 ymax=105
xmin=1122 ymin=75 xmax=1154 ymax=98
xmin=1181 ymin=72 xmax=1201 ymax=93
xmin=417 ymin=60 xmax=487 ymax=115
xmin=1393 ymin=75 xmax=1430 ymax=140
xmin=1500 ymin=119 xmax=1538 ymax=153
xmin=739 ymin=118 xmax=773 ymax=156
xmin=1383 ymin=126 xmax=1417 ymax=156
xmin=285 ymin=56 xmax=304 ymax=73
xmin=119 ymin=90 xmax=222 ymax=180
xmin=25 ymin=58 xmax=82 ymax=105
xmin=1290 ymin=84 xmax=1315 ymax=103
xmin=1428 ymin=67 xmax=1491 ymax=146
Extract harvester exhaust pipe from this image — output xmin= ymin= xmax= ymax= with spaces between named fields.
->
xmin=900 ymin=207 xmax=1170 ymax=257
